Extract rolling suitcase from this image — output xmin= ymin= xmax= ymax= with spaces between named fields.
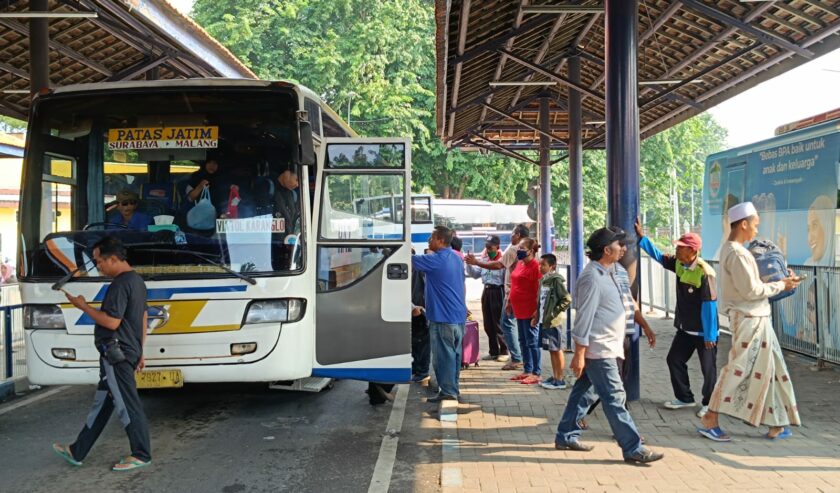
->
xmin=461 ymin=320 xmax=480 ymax=369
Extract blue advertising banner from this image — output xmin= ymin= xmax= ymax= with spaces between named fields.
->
xmin=702 ymin=128 xmax=839 ymax=266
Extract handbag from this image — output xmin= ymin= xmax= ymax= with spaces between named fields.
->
xmin=100 ymin=338 xmax=126 ymax=364
xmin=187 ymin=187 xmax=217 ymax=230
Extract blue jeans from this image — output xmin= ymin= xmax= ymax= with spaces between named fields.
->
xmin=555 ymin=358 xmax=643 ymax=458
xmin=517 ymin=318 xmax=541 ymax=375
xmin=429 ymin=322 xmax=465 ymax=397
xmin=501 ymin=294 xmax=522 ymax=362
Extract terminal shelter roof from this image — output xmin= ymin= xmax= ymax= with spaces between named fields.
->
xmin=435 ymin=0 xmax=840 ymax=152
xmin=0 ymin=0 xmax=256 ymax=121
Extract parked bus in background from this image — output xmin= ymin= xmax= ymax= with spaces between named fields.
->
xmin=701 ymin=108 xmax=840 ymax=359
xmin=701 ymin=110 xmax=840 ymax=266
xmin=353 ymin=193 xmax=433 ymax=253
xmin=19 ymin=79 xmax=412 ymax=390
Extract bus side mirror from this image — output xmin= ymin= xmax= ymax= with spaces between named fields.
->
xmin=298 ymin=120 xmax=316 ymax=167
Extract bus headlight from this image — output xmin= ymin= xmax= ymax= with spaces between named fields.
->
xmin=24 ymin=305 xmax=66 ymax=329
xmin=231 ymin=343 xmax=257 ymax=355
xmin=244 ymin=299 xmax=305 ymax=324
xmin=51 ymin=348 xmax=76 ymax=360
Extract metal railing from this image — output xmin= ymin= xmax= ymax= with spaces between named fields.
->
xmin=0 ymin=284 xmax=25 ymax=381
xmin=639 ymin=254 xmax=840 ymax=366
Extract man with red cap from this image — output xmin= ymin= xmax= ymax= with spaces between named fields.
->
xmin=635 ymin=218 xmax=719 ymax=418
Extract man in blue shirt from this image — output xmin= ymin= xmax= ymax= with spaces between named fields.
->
xmin=412 ymin=225 xmax=467 ymax=403
xmin=107 ymin=190 xmax=153 ymax=231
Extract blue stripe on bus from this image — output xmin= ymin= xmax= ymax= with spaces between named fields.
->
xmin=364 ymin=232 xmax=431 ymax=242
xmin=311 ymin=367 xmax=411 ymax=383
xmin=76 ymin=285 xmax=249 ymax=326
xmin=89 ymin=284 xmax=249 ymax=302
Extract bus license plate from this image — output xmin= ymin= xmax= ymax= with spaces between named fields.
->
xmin=135 ymin=369 xmax=184 ymax=389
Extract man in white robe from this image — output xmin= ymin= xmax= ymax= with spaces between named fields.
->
xmin=698 ymin=202 xmax=802 ymax=442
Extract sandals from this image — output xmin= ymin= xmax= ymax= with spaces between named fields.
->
xmin=766 ymin=427 xmax=792 ymax=440
xmin=520 ymin=376 xmax=541 ymax=385
xmin=510 ymin=373 xmax=530 ymax=381
xmin=112 ymin=456 xmax=152 ymax=472
xmin=52 ymin=443 xmax=82 ymax=467
xmin=697 ymin=426 xmax=732 ymax=442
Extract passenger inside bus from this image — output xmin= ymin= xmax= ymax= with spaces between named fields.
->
xmin=106 ymin=190 xmax=154 ymax=230
xmin=274 ymin=165 xmax=300 ymax=233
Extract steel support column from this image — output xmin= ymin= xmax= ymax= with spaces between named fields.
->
xmin=568 ymin=57 xmax=584 ymax=292
xmin=539 ymin=97 xmax=552 ymax=256
xmin=605 ymin=0 xmax=640 ymax=401
xmin=29 ymin=0 xmax=50 ymax=94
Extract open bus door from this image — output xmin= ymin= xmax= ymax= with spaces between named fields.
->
xmin=311 ymin=138 xmax=412 ymax=383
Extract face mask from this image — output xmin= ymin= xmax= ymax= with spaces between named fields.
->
xmin=487 ymin=250 xmax=498 ymax=259
xmin=516 ymin=250 xmax=528 ymax=261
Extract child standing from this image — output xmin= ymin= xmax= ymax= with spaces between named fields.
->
xmin=532 ymin=253 xmax=572 ymax=390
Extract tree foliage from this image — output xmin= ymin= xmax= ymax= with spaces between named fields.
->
xmin=192 ymin=0 xmax=727 ymax=243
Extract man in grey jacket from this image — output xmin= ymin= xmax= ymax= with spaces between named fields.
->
xmin=554 ymin=227 xmax=663 ymax=464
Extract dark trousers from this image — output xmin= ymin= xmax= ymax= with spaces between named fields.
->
xmin=70 ymin=357 xmax=151 ymax=462
xmin=411 ymin=312 xmax=430 ymax=378
xmin=587 ymin=335 xmax=632 ymax=415
xmin=480 ymin=285 xmax=507 ymax=356
xmin=667 ymin=330 xmax=717 ymax=406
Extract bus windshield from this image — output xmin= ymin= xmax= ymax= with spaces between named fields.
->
xmin=20 ymin=88 xmax=305 ymax=281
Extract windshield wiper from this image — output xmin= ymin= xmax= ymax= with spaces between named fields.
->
xmin=136 ymin=248 xmax=257 ymax=285
xmin=52 ymin=258 xmax=95 ymax=291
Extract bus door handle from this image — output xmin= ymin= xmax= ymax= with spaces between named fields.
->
xmin=387 ymin=263 xmax=408 ymax=280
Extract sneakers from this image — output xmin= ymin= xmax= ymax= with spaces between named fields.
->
xmin=624 ymin=447 xmax=665 ymax=464
xmin=496 ymin=355 xmax=510 ymax=362
xmin=663 ymin=399 xmax=697 ymax=410
xmin=696 ymin=405 xmax=709 ymax=418
xmin=481 ymin=354 xmax=497 ymax=361
xmin=539 ymin=378 xmax=568 ymax=390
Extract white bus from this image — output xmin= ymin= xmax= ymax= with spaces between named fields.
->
xmin=353 ymin=193 xmax=433 ymax=253
xmin=19 ymin=79 xmax=412 ymax=388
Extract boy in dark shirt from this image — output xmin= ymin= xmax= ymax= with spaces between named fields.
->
xmin=53 ymin=236 xmax=152 ymax=471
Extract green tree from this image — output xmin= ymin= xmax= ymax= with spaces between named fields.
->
xmin=0 ymin=116 xmax=26 ymax=133
xmin=191 ymin=0 xmax=727 ymax=247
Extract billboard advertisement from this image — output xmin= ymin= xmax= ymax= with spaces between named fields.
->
xmin=702 ymin=130 xmax=840 ymax=266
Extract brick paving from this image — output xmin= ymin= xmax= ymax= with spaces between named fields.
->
xmin=440 ymin=301 xmax=840 ymax=492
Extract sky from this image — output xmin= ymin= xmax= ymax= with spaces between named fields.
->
xmin=708 ymin=48 xmax=840 ymax=148
xmin=166 ymin=0 xmax=839 ymax=149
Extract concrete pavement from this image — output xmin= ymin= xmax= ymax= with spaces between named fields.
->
xmin=440 ymin=302 xmax=840 ymax=492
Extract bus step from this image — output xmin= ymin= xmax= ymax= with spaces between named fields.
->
xmin=269 ymin=377 xmax=334 ymax=393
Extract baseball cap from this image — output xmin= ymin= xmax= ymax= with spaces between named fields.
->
xmin=586 ymin=227 xmax=627 ymax=252
xmin=485 ymin=234 xmax=501 ymax=246
xmin=674 ymin=232 xmax=702 ymax=252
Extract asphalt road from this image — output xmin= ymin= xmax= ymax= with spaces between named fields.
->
xmin=0 ymin=380 xmax=442 ymax=493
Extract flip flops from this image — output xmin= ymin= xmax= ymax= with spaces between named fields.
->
xmin=766 ymin=427 xmax=793 ymax=440
xmin=697 ymin=426 xmax=732 ymax=442
xmin=52 ymin=443 xmax=82 ymax=467
xmin=510 ymin=374 xmax=530 ymax=381
xmin=112 ymin=456 xmax=152 ymax=472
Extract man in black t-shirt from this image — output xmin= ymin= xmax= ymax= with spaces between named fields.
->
xmin=52 ymin=236 xmax=152 ymax=471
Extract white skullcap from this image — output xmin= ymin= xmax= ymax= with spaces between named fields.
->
xmin=727 ymin=201 xmax=758 ymax=223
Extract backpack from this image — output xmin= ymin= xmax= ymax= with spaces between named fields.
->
xmin=747 ymin=239 xmax=794 ymax=302
xmin=186 ymin=187 xmax=217 ymax=230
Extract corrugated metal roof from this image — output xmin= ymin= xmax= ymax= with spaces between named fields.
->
xmin=435 ymin=0 xmax=840 ymax=153
xmin=0 ymin=0 xmax=256 ymax=121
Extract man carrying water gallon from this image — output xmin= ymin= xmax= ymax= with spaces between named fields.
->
xmin=698 ymin=201 xmax=802 ymax=442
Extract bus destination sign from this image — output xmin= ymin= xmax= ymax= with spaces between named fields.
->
xmin=107 ymin=126 xmax=219 ymax=150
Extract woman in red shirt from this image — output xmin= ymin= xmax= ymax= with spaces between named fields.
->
xmin=507 ymin=237 xmax=542 ymax=384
